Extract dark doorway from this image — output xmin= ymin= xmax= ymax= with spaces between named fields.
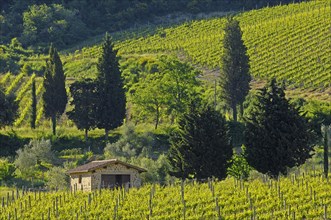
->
xmin=101 ymin=174 xmax=130 ymax=188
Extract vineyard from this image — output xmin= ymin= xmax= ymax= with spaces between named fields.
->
xmin=18 ymin=0 xmax=331 ymax=89
xmin=1 ymin=169 xmax=331 ymax=219
xmin=0 ymin=73 xmax=44 ymax=127
xmin=1 ymin=0 xmax=331 ymax=128
xmin=116 ymin=0 xmax=331 ymax=91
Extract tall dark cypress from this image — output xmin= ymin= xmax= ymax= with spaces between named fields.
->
xmin=220 ymin=17 xmax=251 ymax=121
xmin=42 ymin=45 xmax=67 ymax=135
xmin=96 ymin=33 xmax=126 ymax=139
xmin=322 ymin=125 xmax=331 ymax=178
xmin=30 ymin=78 xmax=36 ymax=129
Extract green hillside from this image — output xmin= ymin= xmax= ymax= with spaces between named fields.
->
xmin=117 ymin=0 xmax=331 ymax=90
xmin=59 ymin=0 xmax=331 ymax=100
xmin=1 ymin=0 xmax=331 ymax=128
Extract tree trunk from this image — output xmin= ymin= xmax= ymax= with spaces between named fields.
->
xmin=51 ymin=115 xmax=56 ymax=136
xmin=85 ymin=129 xmax=88 ymax=145
xmin=105 ymin=129 xmax=109 ymax=141
xmin=232 ymin=104 xmax=237 ymax=122
xmin=214 ymin=79 xmax=217 ymax=109
xmin=239 ymin=103 xmax=244 ymax=119
xmin=155 ymin=106 xmax=160 ymax=130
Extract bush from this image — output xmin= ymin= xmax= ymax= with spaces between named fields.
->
xmin=104 ymin=123 xmax=155 ymax=159
xmin=130 ymin=154 xmax=171 ymax=184
xmin=227 ymin=147 xmax=252 ymax=180
xmin=0 ymin=132 xmax=29 ymax=157
xmin=45 ymin=166 xmax=69 ymax=190
xmin=14 ymin=139 xmax=56 ymax=178
xmin=0 ymin=158 xmax=16 ymax=182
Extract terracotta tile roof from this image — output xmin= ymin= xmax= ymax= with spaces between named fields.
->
xmin=67 ymin=159 xmax=147 ymax=174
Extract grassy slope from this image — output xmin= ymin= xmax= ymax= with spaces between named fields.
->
xmin=1 ymin=0 xmax=330 ymax=131
xmin=56 ymin=0 xmax=330 ymax=100
xmin=115 ymin=0 xmax=331 ymax=101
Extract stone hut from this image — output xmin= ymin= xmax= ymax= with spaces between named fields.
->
xmin=67 ymin=159 xmax=147 ymax=191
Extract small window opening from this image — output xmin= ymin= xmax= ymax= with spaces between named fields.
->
xmin=78 ymin=175 xmax=82 ymax=184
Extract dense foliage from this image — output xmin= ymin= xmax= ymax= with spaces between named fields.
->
xmin=244 ymin=79 xmax=315 ymax=177
xmin=0 ymin=86 xmax=19 ymax=128
xmin=14 ymin=139 xmax=56 ymax=179
xmin=129 ymin=56 xmax=200 ymax=129
xmin=21 ymin=4 xmax=87 ymax=49
xmin=67 ymin=79 xmax=98 ymax=141
xmin=168 ymin=105 xmax=232 ymax=180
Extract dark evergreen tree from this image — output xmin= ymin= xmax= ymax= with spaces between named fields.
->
xmin=244 ymin=79 xmax=314 ymax=178
xmin=321 ymin=125 xmax=331 ymax=178
xmin=30 ymin=78 xmax=36 ymax=129
xmin=220 ymin=17 xmax=251 ymax=121
xmin=67 ymin=79 xmax=98 ymax=143
xmin=42 ymin=45 xmax=68 ymax=135
xmin=168 ymin=104 xmax=233 ymax=180
xmin=0 ymin=87 xmax=19 ymax=128
xmin=96 ymin=33 xmax=126 ymax=139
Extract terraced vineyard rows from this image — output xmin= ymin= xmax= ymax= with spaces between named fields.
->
xmin=116 ymin=0 xmax=331 ymax=90
xmin=1 ymin=170 xmax=331 ymax=219
xmin=23 ymin=1 xmax=331 ymax=89
xmin=0 ymin=73 xmax=44 ymax=127
xmin=2 ymin=1 xmax=330 ymax=127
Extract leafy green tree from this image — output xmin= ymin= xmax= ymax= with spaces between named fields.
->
xmin=14 ymin=139 xmax=56 ymax=178
xmin=131 ymin=73 xmax=167 ymax=129
xmin=168 ymin=104 xmax=232 ymax=180
xmin=227 ymin=147 xmax=252 ymax=180
xmin=130 ymin=154 xmax=171 ymax=184
xmin=42 ymin=45 xmax=68 ymax=135
xmin=22 ymin=4 xmax=87 ymax=48
xmin=67 ymin=79 xmax=98 ymax=142
xmin=129 ymin=56 xmax=200 ymax=128
xmin=220 ymin=17 xmax=251 ymax=121
xmin=159 ymin=56 xmax=200 ymax=119
xmin=0 ymin=87 xmax=19 ymax=128
xmin=30 ymin=78 xmax=36 ymax=129
xmin=96 ymin=33 xmax=126 ymax=139
xmin=46 ymin=166 xmax=69 ymax=190
xmin=104 ymin=123 xmax=155 ymax=159
xmin=244 ymin=79 xmax=314 ymax=178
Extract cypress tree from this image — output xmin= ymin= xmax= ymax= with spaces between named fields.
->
xmin=42 ymin=45 xmax=67 ymax=135
xmin=96 ymin=33 xmax=126 ymax=139
xmin=168 ymin=104 xmax=233 ymax=180
xmin=220 ymin=17 xmax=251 ymax=121
xmin=30 ymin=78 xmax=36 ymax=129
xmin=244 ymin=79 xmax=314 ymax=178
xmin=321 ymin=125 xmax=331 ymax=178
